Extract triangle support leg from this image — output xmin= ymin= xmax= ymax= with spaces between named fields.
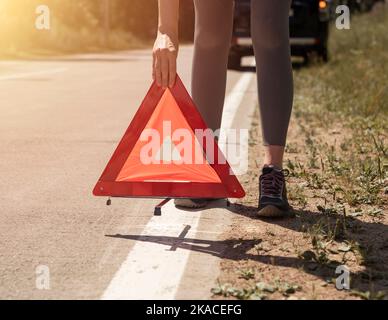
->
xmin=154 ymin=198 xmax=171 ymax=216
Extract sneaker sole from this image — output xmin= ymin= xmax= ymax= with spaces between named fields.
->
xmin=257 ymin=205 xmax=293 ymax=218
xmin=174 ymin=199 xmax=208 ymax=209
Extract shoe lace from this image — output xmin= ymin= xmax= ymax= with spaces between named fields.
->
xmin=260 ymin=168 xmax=288 ymax=197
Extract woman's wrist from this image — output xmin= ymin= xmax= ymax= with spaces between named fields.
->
xmin=157 ymin=28 xmax=178 ymax=45
xmin=157 ymin=0 xmax=179 ymax=44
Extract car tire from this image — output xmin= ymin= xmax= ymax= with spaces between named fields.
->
xmin=228 ymin=52 xmax=241 ymax=70
xmin=319 ymin=22 xmax=329 ymax=63
xmin=320 ymin=47 xmax=329 ymax=63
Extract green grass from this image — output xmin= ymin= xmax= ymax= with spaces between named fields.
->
xmin=211 ymin=279 xmax=302 ymax=300
xmin=291 ymin=6 xmax=388 ymax=210
xmin=214 ymin=7 xmax=388 ymax=300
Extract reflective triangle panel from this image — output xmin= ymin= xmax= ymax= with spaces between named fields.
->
xmin=93 ymin=76 xmax=245 ymax=199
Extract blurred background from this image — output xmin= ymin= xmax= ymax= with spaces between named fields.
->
xmin=0 ymin=0 xmax=195 ymax=57
xmin=0 ymin=0 xmax=384 ymax=58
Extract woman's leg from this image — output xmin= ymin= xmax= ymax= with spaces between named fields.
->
xmin=192 ymin=0 xmax=234 ymax=132
xmin=251 ymin=0 xmax=293 ymax=168
xmin=175 ymin=0 xmax=234 ymax=209
xmin=251 ymin=0 xmax=294 ymax=217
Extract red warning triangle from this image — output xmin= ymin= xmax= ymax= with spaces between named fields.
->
xmin=93 ymin=75 xmax=245 ymax=199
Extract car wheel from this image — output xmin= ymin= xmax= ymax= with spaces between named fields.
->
xmin=302 ymin=52 xmax=310 ymax=66
xmin=319 ymin=22 xmax=329 ymax=63
xmin=320 ymin=47 xmax=329 ymax=63
xmin=228 ymin=52 xmax=241 ymax=70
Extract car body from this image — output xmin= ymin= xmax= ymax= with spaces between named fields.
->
xmin=347 ymin=0 xmax=379 ymax=12
xmin=228 ymin=0 xmax=333 ymax=68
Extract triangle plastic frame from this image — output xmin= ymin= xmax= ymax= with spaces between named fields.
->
xmin=93 ymin=75 xmax=245 ymax=199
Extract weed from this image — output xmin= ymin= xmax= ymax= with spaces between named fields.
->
xmin=350 ymin=289 xmax=386 ymax=300
xmin=238 ymin=269 xmax=255 ymax=280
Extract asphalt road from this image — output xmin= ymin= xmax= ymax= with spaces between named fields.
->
xmin=0 ymin=46 xmax=258 ymax=299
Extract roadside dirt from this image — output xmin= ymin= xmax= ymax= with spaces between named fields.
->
xmin=211 ymin=5 xmax=388 ymax=299
xmin=212 ymin=102 xmax=388 ymax=300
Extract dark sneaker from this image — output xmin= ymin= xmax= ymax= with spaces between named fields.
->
xmin=174 ymin=198 xmax=209 ymax=209
xmin=174 ymin=198 xmax=226 ymax=209
xmin=258 ymin=165 xmax=293 ymax=217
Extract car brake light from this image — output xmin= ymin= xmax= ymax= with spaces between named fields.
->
xmin=319 ymin=1 xmax=327 ymax=9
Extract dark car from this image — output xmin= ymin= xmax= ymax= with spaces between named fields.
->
xmin=228 ymin=0 xmax=332 ymax=69
xmin=347 ymin=0 xmax=378 ymax=12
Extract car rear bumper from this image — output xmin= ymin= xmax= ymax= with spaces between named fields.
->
xmin=235 ymin=37 xmax=319 ymax=46
xmin=231 ymin=36 xmax=326 ymax=58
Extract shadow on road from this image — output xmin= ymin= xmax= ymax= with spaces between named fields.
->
xmin=106 ymin=204 xmax=388 ymax=294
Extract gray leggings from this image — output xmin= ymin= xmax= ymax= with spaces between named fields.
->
xmin=192 ymin=0 xmax=293 ymax=146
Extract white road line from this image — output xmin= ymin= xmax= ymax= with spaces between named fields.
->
xmin=0 ymin=67 xmax=67 ymax=81
xmin=101 ymin=68 xmax=255 ymax=300
xmin=220 ymin=58 xmax=255 ymax=175
xmin=101 ymin=201 xmax=201 ymax=300
xmin=220 ymin=58 xmax=255 ymax=140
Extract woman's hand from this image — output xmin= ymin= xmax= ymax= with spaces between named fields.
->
xmin=152 ymin=32 xmax=178 ymax=89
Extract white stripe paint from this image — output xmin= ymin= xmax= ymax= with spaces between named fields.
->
xmin=101 ymin=67 xmax=255 ymax=300
xmin=219 ymin=58 xmax=255 ymax=143
xmin=101 ymin=201 xmax=200 ymax=300
xmin=219 ymin=59 xmax=255 ymax=176
xmin=0 ymin=67 xmax=67 ymax=81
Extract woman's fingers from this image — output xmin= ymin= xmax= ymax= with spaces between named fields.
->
xmin=160 ymin=50 xmax=169 ymax=89
xmin=154 ymin=48 xmax=175 ymax=89
xmin=154 ymin=51 xmax=162 ymax=88
xmin=168 ymin=53 xmax=177 ymax=88
xmin=152 ymin=52 xmax=156 ymax=81
xmin=152 ymin=34 xmax=178 ymax=89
